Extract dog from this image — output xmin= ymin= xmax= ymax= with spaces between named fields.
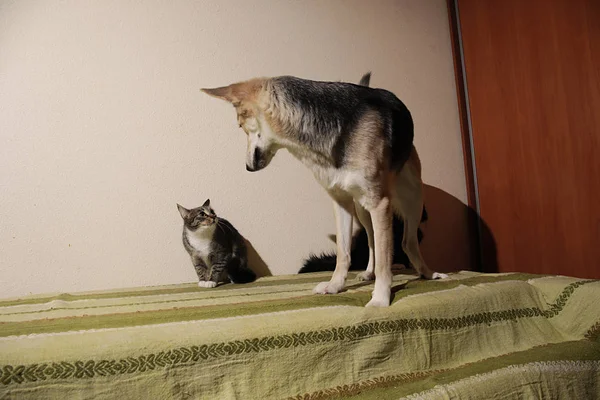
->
xmin=299 ymin=75 xmax=429 ymax=275
xmin=201 ymin=72 xmax=447 ymax=307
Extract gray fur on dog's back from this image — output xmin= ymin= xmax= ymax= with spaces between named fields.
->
xmin=268 ymin=76 xmax=414 ymax=170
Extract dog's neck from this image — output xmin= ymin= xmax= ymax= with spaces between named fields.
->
xmin=262 ymin=92 xmax=335 ymax=168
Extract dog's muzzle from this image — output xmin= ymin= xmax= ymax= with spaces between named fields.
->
xmin=246 ymin=148 xmax=263 ymax=172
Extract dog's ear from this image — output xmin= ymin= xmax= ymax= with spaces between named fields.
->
xmin=201 ymin=79 xmax=264 ymax=104
xmin=201 ymin=85 xmax=236 ymax=102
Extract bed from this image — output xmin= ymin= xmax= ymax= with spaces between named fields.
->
xmin=1 ymin=271 xmax=599 ymax=399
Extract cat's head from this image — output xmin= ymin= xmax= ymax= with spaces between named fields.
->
xmin=177 ymin=199 xmax=217 ymax=231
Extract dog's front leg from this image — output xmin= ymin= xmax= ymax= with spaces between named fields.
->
xmin=313 ymin=197 xmax=353 ymax=294
xmin=355 ymin=203 xmax=375 ymax=281
xmin=366 ymin=197 xmax=393 ymax=307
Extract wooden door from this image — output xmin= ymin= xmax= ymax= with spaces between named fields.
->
xmin=454 ymin=0 xmax=600 ymax=278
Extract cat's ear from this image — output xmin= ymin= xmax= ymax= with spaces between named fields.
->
xmin=177 ymin=204 xmax=190 ymax=219
xmin=202 ymin=199 xmax=210 ymax=208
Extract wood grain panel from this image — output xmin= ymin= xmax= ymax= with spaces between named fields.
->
xmin=456 ymin=0 xmax=600 ymax=278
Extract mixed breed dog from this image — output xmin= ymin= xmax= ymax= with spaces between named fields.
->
xmin=177 ymin=72 xmax=447 ymax=307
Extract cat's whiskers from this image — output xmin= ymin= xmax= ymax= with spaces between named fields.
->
xmin=217 ymin=219 xmax=235 ymax=235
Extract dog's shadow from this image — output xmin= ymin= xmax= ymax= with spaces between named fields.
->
xmin=421 ymin=185 xmax=498 ymax=273
xmin=324 ymin=185 xmax=497 ymax=275
xmin=245 ymin=185 xmax=497 ymax=280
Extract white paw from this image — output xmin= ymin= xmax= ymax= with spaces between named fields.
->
xmin=198 ymin=280 xmax=217 ymax=288
xmin=365 ymin=298 xmax=389 ymax=307
xmin=356 ymin=271 xmax=375 ymax=281
xmin=313 ymin=280 xmax=344 ymax=294
xmin=367 ymin=290 xmax=390 ymax=307
xmin=432 ymin=272 xmax=449 ymax=280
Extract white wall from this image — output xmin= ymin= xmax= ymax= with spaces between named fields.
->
xmin=0 ymin=0 xmax=466 ymax=297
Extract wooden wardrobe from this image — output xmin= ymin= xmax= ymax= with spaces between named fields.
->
xmin=448 ymin=0 xmax=600 ymax=278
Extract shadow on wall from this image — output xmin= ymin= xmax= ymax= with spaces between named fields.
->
xmin=420 ymin=184 xmax=498 ymax=274
xmin=243 ymin=238 xmax=272 ymax=277
xmin=251 ymin=184 xmax=498 ymax=278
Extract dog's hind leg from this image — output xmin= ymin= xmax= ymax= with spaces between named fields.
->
xmin=313 ymin=197 xmax=353 ymax=294
xmin=354 ymin=202 xmax=375 ymax=281
xmin=394 ymin=163 xmax=448 ymax=280
xmin=365 ymin=196 xmax=394 ymax=307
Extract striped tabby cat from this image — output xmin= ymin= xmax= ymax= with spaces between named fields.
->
xmin=177 ymin=199 xmax=256 ymax=287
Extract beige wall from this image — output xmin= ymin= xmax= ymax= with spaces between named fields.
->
xmin=0 ymin=0 xmax=466 ymax=297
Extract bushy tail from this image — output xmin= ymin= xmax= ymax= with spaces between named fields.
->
xmin=228 ymin=258 xmax=257 ymax=284
xmin=299 ymin=207 xmax=428 ymax=274
xmin=298 ymin=253 xmax=337 ymax=273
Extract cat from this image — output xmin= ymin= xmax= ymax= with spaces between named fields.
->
xmin=177 ymin=199 xmax=256 ymax=287
xmin=299 ymin=208 xmax=427 ymax=273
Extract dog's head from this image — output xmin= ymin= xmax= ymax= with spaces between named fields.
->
xmin=201 ymin=79 xmax=279 ymax=172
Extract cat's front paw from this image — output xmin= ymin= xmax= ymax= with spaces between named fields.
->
xmin=198 ymin=280 xmax=217 ymax=288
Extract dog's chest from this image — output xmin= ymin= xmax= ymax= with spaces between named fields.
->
xmin=288 ymin=147 xmax=367 ymax=197
xmin=310 ymin=165 xmax=366 ymax=196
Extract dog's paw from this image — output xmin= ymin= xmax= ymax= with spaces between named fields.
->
xmin=313 ymin=280 xmax=344 ymax=294
xmin=365 ymin=293 xmax=390 ymax=307
xmin=432 ymin=272 xmax=449 ymax=280
xmin=198 ymin=280 xmax=217 ymax=288
xmin=365 ymin=286 xmax=391 ymax=307
xmin=356 ymin=271 xmax=375 ymax=281
xmin=365 ymin=298 xmax=389 ymax=307
xmin=421 ymin=271 xmax=449 ymax=280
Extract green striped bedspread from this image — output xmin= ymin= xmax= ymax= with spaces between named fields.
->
xmin=1 ymin=271 xmax=599 ymax=399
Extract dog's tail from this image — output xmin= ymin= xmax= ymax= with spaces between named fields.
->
xmin=358 ymin=72 xmax=371 ymax=87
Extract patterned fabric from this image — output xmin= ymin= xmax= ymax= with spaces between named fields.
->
xmin=1 ymin=271 xmax=599 ymax=399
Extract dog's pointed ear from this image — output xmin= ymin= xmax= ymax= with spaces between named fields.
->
xmin=201 ymin=86 xmax=235 ymax=103
xmin=177 ymin=203 xmax=190 ymax=219
xmin=358 ymin=72 xmax=371 ymax=87
xmin=202 ymin=198 xmax=210 ymax=207
xmin=202 ymin=79 xmax=264 ymax=104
